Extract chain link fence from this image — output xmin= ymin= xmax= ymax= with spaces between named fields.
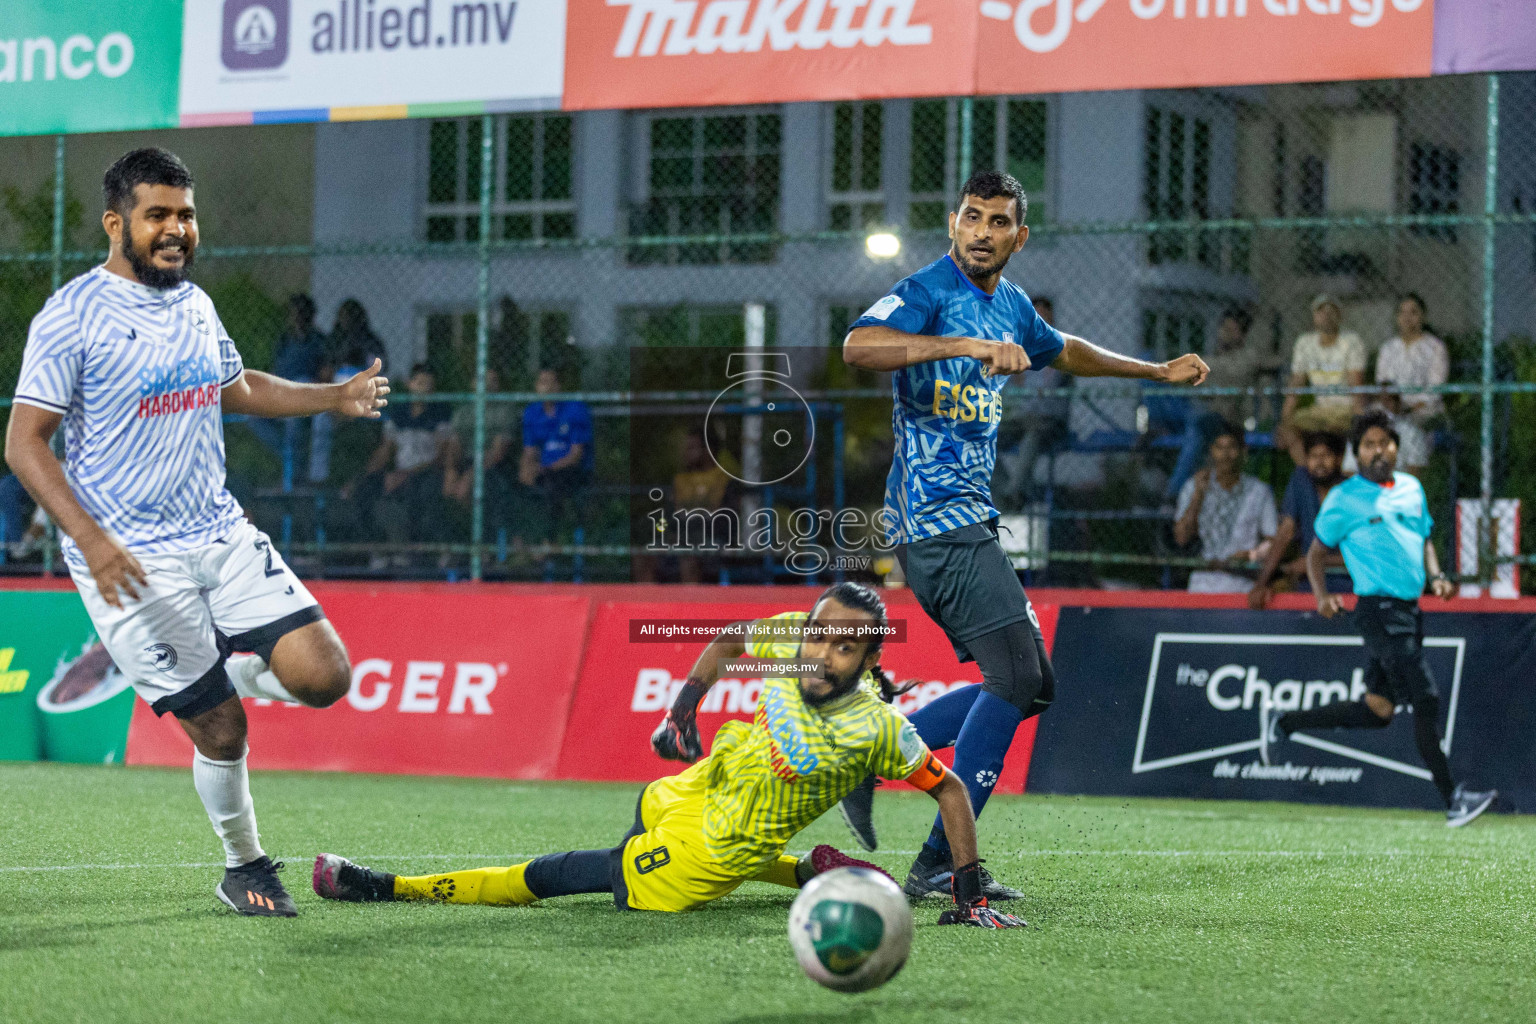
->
xmin=2 ymin=74 xmax=1534 ymax=590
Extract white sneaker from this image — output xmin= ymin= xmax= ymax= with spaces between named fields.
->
xmin=1446 ymin=784 xmax=1497 ymax=828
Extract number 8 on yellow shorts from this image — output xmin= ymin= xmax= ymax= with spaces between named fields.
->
xmin=614 ymin=769 xmax=790 ymax=913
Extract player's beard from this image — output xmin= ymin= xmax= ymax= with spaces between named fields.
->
xmin=1360 ymin=453 xmax=1395 ymax=483
xmin=801 ymin=665 xmax=864 ymax=707
xmin=122 ymin=222 xmax=195 ymax=290
xmin=949 ymin=242 xmax=1011 ymax=282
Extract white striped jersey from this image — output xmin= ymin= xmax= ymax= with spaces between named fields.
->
xmin=851 ymin=255 xmax=1065 ymax=544
xmin=13 ymin=266 xmax=246 ymax=565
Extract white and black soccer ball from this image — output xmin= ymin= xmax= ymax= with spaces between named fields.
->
xmin=788 ymin=867 xmax=913 ymax=994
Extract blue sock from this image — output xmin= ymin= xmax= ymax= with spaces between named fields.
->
xmin=920 ymin=690 xmax=1024 ymax=864
xmin=908 ymin=684 xmax=981 ymax=751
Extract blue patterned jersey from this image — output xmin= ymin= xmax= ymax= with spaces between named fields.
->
xmin=13 ymin=267 xmax=246 ymax=567
xmin=853 ymin=255 xmax=1065 ymax=543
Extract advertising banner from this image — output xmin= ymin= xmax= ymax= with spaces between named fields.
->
xmin=1029 ymin=606 xmax=1536 ymax=812
xmin=552 ymin=596 xmax=1057 ymax=792
xmin=561 ymin=0 xmax=977 ymax=110
xmin=127 ymin=585 xmax=592 ymax=777
xmin=0 ymin=0 xmax=183 ymax=137
xmin=0 ymin=591 xmax=102 ymax=761
xmin=975 ymin=0 xmax=1434 ymax=97
xmin=178 ymin=0 xmax=564 ymax=126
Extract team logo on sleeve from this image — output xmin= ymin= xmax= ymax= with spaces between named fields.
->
xmin=897 ymin=721 xmax=924 ymax=764
xmin=862 ymin=295 xmax=904 ymax=321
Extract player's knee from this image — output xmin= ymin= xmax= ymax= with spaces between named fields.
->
xmin=305 ymin=651 xmax=352 ymax=707
xmin=1363 ymin=693 xmax=1395 ymax=723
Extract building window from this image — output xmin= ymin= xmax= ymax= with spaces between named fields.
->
xmin=621 ymin=305 xmax=777 ymax=347
xmin=1408 ymin=142 xmax=1460 ymax=243
xmin=828 ymin=102 xmax=884 ymax=231
xmin=1144 ymin=107 xmax=1214 ymax=268
xmin=1141 ymin=309 xmax=1207 ymax=361
xmin=425 ymin=304 xmax=573 ymax=391
xmin=629 ymin=111 xmax=781 ymax=265
xmin=909 ymin=97 xmax=1049 ymax=230
xmin=425 ymin=114 xmax=575 ymax=243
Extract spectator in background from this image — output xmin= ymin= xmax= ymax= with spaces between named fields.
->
xmin=0 ymin=473 xmax=38 ymax=556
xmin=1248 ymin=432 xmax=1350 ymax=608
xmin=1374 ymin=293 xmax=1447 ymax=476
xmin=1164 ymin=308 xmax=1271 ymax=501
xmin=1278 ymin=294 xmax=1366 ymax=463
xmin=996 ymin=297 xmax=1071 ymax=508
xmin=520 ymin=368 xmax=593 ymax=541
xmin=443 ymin=366 xmax=518 ymax=533
xmin=342 ymin=364 xmax=452 ymax=568
xmin=670 ymin=427 xmax=734 ymax=583
xmin=330 ymin=298 xmax=387 ymax=374
xmin=273 ymin=294 xmax=327 ymax=382
xmin=1173 ymin=424 xmax=1278 ymax=593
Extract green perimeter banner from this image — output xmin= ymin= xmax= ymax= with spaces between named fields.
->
xmin=0 ymin=0 xmax=182 ymax=137
xmin=0 ymin=591 xmax=133 ymax=764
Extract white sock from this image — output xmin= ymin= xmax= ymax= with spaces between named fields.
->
xmin=226 ymin=654 xmax=300 ymax=704
xmin=193 ymin=749 xmax=265 ymax=868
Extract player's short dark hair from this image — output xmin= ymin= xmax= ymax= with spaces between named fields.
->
xmin=1033 ymin=296 xmax=1054 ymax=314
xmin=1301 ymin=431 xmax=1347 ymax=458
xmin=409 ymin=362 xmax=432 ymax=378
xmin=958 ymin=170 xmax=1027 ymax=223
xmin=1209 ymin=422 xmax=1245 ymax=450
xmin=103 ymin=148 xmax=194 ymax=217
xmin=1350 ymin=409 xmax=1399 ymax=454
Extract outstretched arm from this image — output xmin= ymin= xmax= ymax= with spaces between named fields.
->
xmin=650 ymin=619 xmax=753 ymax=762
xmin=1051 ymin=335 xmax=1208 ymax=384
xmin=843 ymin=326 xmax=1032 ymax=376
xmin=223 ymin=359 xmax=390 ymax=419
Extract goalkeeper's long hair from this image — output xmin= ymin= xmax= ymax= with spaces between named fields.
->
xmin=816 ymin=581 xmax=916 ymax=704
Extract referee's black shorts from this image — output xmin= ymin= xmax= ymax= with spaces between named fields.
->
xmin=1355 ymin=595 xmax=1438 ymax=707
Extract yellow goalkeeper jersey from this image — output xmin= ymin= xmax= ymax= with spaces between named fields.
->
xmin=697 ymin=612 xmax=937 ymax=875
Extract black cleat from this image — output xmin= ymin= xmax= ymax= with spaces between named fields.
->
xmin=903 ymin=859 xmax=1023 ymax=901
xmin=217 ymin=856 xmax=297 ymax=917
xmin=838 ymin=774 xmax=879 ymax=852
xmin=1446 ymin=784 xmax=1497 ymax=828
xmin=312 ymin=853 xmax=398 ymax=901
xmin=903 ymin=861 xmax=953 ymax=900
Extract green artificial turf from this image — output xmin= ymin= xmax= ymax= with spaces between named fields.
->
xmin=2 ymin=762 xmax=1532 ymax=1024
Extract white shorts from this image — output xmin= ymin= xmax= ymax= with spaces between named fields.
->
xmin=70 ymin=519 xmax=322 ymax=719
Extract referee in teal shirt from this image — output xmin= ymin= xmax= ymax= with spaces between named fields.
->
xmin=1262 ymin=409 xmax=1497 ymax=827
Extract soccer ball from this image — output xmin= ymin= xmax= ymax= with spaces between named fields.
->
xmin=788 ymin=867 xmax=913 ymax=993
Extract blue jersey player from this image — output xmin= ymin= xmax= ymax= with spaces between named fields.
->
xmin=840 ymin=171 xmax=1210 ymax=900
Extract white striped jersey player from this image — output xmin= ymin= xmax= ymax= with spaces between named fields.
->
xmin=14 ymin=266 xmax=319 ymax=717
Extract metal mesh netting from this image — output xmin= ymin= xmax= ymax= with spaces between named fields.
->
xmin=1 ymin=74 xmax=1533 ymax=589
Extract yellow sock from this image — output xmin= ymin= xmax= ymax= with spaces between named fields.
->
xmin=393 ymin=862 xmax=538 ymax=906
xmin=750 ymin=855 xmax=803 ymax=890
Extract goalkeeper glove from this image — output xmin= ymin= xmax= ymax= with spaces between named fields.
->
xmin=936 ymin=861 xmax=1027 ymax=929
xmin=650 ymin=679 xmax=709 ymax=762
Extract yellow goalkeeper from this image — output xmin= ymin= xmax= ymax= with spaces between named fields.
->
xmin=313 ymin=582 xmax=1023 ymax=927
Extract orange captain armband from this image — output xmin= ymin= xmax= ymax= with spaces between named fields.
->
xmin=903 ymin=751 xmax=947 ymax=792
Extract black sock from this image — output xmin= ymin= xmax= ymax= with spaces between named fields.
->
xmin=1279 ymin=700 xmax=1390 ymax=734
xmin=523 ymin=849 xmax=614 ymax=899
xmin=1412 ymin=708 xmax=1457 ymax=807
xmin=915 ymin=835 xmax=949 ymax=869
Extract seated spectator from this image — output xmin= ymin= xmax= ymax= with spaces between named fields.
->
xmin=341 ymin=364 xmax=452 ymax=567
xmin=996 ymin=297 xmax=1071 ymax=508
xmin=1165 ymin=308 xmax=1272 ymax=501
xmin=519 ymin=368 xmax=593 ymax=541
xmin=1248 ymin=432 xmax=1350 ymax=607
xmin=310 ymin=300 xmax=386 ymax=486
xmin=0 ymin=473 xmax=45 ymax=559
xmin=1278 ymin=294 xmax=1365 ymax=463
xmin=443 ymin=366 xmax=519 ymax=533
xmin=1374 ymin=292 xmax=1447 ymax=475
xmin=1173 ymin=424 xmax=1278 ymax=593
